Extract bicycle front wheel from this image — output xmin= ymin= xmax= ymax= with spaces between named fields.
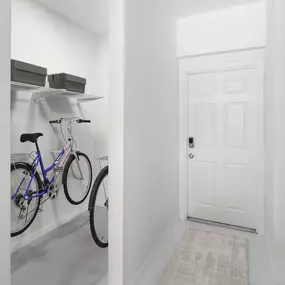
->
xmin=89 ymin=166 xmax=108 ymax=248
xmin=10 ymin=163 xmax=42 ymax=237
xmin=63 ymin=152 xmax=92 ymax=205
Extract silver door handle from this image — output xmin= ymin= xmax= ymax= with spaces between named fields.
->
xmin=189 ymin=153 xmax=194 ymax=159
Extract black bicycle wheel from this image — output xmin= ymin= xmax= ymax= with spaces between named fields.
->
xmin=63 ymin=152 xmax=92 ymax=205
xmin=89 ymin=166 xmax=108 ymax=248
xmin=10 ymin=163 xmax=42 ymax=237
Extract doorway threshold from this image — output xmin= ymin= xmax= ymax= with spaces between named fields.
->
xmin=187 ymin=217 xmax=257 ymax=234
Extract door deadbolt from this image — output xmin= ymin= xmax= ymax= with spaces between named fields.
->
xmin=189 ymin=153 xmax=194 ymax=159
xmin=189 ymin=137 xmax=194 ymax=148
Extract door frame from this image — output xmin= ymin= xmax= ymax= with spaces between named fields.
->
xmin=178 ymin=48 xmax=266 ymax=235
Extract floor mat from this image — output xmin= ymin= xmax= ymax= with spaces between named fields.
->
xmin=158 ymin=229 xmax=249 ymax=285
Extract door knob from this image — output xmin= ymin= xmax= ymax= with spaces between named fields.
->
xmin=189 ymin=153 xmax=194 ymax=159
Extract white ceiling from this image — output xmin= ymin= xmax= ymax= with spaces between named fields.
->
xmin=37 ymin=0 xmax=109 ymax=35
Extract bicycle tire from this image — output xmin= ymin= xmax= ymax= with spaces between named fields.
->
xmin=11 ymin=163 xmax=42 ymax=237
xmin=89 ymin=166 xmax=109 ymax=248
xmin=62 ymin=152 xmax=93 ymax=205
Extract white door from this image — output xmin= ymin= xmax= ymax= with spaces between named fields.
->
xmin=180 ymin=49 xmax=264 ymax=231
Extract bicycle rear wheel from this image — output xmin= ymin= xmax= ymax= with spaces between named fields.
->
xmin=63 ymin=152 xmax=92 ymax=205
xmin=10 ymin=163 xmax=42 ymax=237
xmin=89 ymin=166 xmax=108 ymax=248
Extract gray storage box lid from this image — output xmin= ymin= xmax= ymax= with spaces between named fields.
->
xmin=11 ymin=59 xmax=47 ymax=75
xmin=48 ymin=73 xmax=86 ymax=84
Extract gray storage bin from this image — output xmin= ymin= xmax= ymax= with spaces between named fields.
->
xmin=48 ymin=73 xmax=86 ymax=93
xmin=11 ymin=59 xmax=47 ymax=87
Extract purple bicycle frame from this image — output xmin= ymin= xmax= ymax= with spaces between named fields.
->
xmin=11 ymin=145 xmax=70 ymax=201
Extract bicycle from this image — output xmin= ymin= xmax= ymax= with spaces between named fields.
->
xmin=11 ymin=117 xmax=93 ymax=237
xmin=89 ymin=158 xmax=109 ymax=248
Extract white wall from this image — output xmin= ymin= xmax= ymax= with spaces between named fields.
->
xmin=123 ymin=0 xmax=178 ymax=283
xmin=177 ymin=2 xmax=266 ymax=57
xmin=266 ymin=0 xmax=285 ymax=283
xmin=37 ymin=0 xmax=109 ymax=35
xmin=11 ymin=0 xmax=109 ymax=249
xmin=176 ymin=0 xmax=263 ymax=18
xmin=264 ymin=0 xmax=275 ymax=275
xmin=0 ymin=0 xmax=11 ymax=282
xmin=108 ymin=0 xmax=125 ymax=283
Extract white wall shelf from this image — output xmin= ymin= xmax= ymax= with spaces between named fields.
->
xmin=11 ymin=81 xmax=102 ymax=104
xmin=31 ymin=89 xmax=103 ymax=103
xmin=11 ymin=81 xmax=43 ymax=92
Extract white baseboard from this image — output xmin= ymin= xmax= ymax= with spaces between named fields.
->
xmin=11 ymin=208 xmax=87 ymax=253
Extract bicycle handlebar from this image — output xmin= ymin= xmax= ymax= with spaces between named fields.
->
xmin=77 ymin=119 xmax=91 ymax=124
xmin=49 ymin=119 xmax=61 ymax=124
xmin=49 ymin=118 xmax=91 ymax=124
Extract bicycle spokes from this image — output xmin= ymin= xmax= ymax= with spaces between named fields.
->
xmin=11 ymin=166 xmax=40 ymax=236
xmin=64 ymin=153 xmax=92 ymax=204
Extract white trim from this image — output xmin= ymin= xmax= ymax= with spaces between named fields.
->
xmin=178 ymin=49 xmax=266 ymax=235
xmin=185 ymin=65 xmax=258 ymax=76
xmin=178 ymin=63 xmax=188 ymax=221
xmin=176 ymin=46 xmax=266 ymax=60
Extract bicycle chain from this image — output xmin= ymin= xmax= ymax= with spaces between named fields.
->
xmin=18 ymin=196 xmax=50 ymax=221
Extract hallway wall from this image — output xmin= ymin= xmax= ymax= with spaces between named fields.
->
xmin=266 ymin=0 xmax=285 ymax=283
xmin=0 ymin=0 xmax=11 ymax=283
xmin=123 ymin=0 xmax=178 ymax=283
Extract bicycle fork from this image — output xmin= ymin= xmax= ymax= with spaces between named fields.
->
xmin=71 ymin=152 xmax=84 ymax=180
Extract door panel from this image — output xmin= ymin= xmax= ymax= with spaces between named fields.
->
xmin=225 ymin=103 xmax=245 ymax=147
xmin=195 ymin=103 xmax=215 ymax=146
xmin=224 ymin=163 xmax=248 ymax=211
xmin=183 ymin=49 xmax=264 ymax=230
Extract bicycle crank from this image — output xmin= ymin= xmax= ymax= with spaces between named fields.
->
xmin=18 ymin=196 xmax=50 ymax=220
xmin=48 ymin=183 xmax=59 ymax=200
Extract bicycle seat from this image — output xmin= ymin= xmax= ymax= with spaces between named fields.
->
xmin=20 ymin=133 xmax=43 ymax=143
